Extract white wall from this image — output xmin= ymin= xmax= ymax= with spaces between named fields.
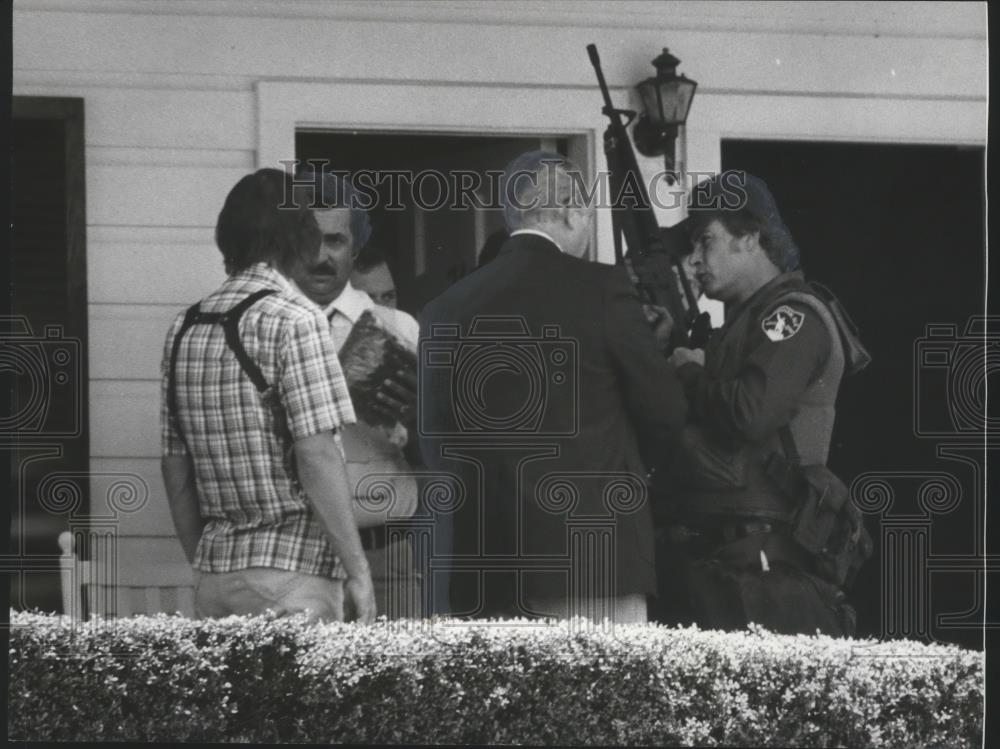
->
xmin=12 ymin=0 xmax=988 ymax=578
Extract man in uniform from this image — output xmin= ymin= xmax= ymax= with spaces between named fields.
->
xmin=661 ymin=169 xmax=867 ymax=636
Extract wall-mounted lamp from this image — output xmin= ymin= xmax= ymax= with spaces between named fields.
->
xmin=633 ymin=48 xmax=697 ymax=172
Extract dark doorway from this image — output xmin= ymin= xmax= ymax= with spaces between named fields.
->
xmin=296 ymin=132 xmax=568 ymax=317
xmin=6 ymin=97 xmax=89 ymax=613
xmin=723 ymin=140 xmax=986 ymax=648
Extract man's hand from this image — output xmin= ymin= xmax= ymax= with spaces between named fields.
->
xmin=669 ymin=346 xmax=705 ymax=368
xmin=643 ymin=304 xmax=675 ymax=349
xmin=344 ymin=572 xmax=377 ymax=624
xmin=295 ymin=432 xmax=378 ymax=622
xmin=371 ymin=368 xmax=418 ymax=426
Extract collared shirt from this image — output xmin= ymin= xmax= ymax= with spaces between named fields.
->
xmin=160 ymin=262 xmax=356 ymax=577
xmin=509 ymin=228 xmax=565 ymax=253
xmin=321 ymin=281 xmax=419 ymax=350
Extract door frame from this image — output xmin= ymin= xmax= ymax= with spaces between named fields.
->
xmin=257 ymin=80 xmax=611 ymax=262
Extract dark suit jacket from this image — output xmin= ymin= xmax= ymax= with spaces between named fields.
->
xmin=418 ymin=233 xmax=687 ymax=616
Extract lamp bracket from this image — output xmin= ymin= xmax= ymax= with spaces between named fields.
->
xmin=602 ymin=106 xmax=636 ymax=127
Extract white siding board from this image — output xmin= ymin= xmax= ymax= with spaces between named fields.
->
xmin=89 ymin=304 xmax=183 ymax=382
xmin=87 ymin=165 xmax=248 ymax=227
xmin=90 ymin=380 xmax=161 ymax=458
xmin=88 ymin=147 xmax=253 ymax=169
xmin=89 ymin=458 xmax=175 ymax=536
xmin=89 ymin=242 xmax=226 ymax=304
xmin=11 ymin=87 xmax=254 ymax=150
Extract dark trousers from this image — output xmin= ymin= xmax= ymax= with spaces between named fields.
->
xmin=652 ymin=527 xmax=856 ymax=637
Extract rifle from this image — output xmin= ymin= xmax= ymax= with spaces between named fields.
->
xmin=587 ymin=43 xmax=712 ymax=351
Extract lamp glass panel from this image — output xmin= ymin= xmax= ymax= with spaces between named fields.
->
xmin=638 ymin=78 xmax=696 ymax=125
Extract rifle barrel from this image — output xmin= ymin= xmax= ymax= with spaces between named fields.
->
xmin=586 ymin=43 xmax=616 ymax=114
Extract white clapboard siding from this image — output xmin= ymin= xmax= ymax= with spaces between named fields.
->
xmin=13 ymin=0 xmax=988 ymax=39
xmin=88 ymin=241 xmax=227 ymax=305
xmin=87 ymin=165 xmax=248 ymax=227
xmin=89 ymin=304 xmax=185 ymax=381
xmin=90 ymin=458 xmax=176 ymax=536
xmin=90 ymin=380 xmax=161 ymax=459
xmin=11 ymin=87 xmax=255 ymax=151
xmin=13 ymin=7 xmax=987 ymax=99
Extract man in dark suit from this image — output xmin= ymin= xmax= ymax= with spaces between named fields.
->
xmin=418 ymin=151 xmax=687 ymax=623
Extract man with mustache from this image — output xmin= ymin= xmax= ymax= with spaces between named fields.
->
xmin=288 ymin=166 xmax=423 ymax=619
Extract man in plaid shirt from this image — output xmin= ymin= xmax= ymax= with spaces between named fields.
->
xmin=161 ymin=169 xmax=376 ymax=623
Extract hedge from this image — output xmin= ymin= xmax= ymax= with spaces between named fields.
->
xmin=8 ymin=610 xmax=983 ymax=746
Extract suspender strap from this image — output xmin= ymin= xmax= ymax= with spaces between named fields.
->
xmin=166 ymin=288 xmax=277 ymax=448
xmin=218 ymin=289 xmax=276 ymax=393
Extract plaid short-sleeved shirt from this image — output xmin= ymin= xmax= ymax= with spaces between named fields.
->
xmin=161 ymin=263 xmax=356 ymax=577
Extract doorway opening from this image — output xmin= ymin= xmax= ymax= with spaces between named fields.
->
xmin=7 ymin=97 xmax=90 ymax=613
xmin=723 ymin=139 xmax=986 ymax=648
xmin=296 ymin=131 xmax=571 ymax=316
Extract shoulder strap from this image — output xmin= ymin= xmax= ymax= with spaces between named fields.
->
xmin=217 ymin=289 xmax=277 ymax=393
xmin=166 ymin=288 xmax=277 ymax=448
xmin=770 ymin=289 xmax=845 ymax=469
xmin=804 ymin=282 xmax=872 ymax=375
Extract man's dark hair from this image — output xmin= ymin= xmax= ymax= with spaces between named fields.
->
xmin=687 ymin=207 xmax=800 ymax=272
xmin=684 ymin=170 xmax=800 ymax=272
xmin=354 ymin=243 xmax=389 ymax=274
xmin=215 ymin=169 xmax=321 ymax=274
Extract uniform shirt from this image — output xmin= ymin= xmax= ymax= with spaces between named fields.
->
xmin=677 ymin=271 xmax=832 ymax=444
xmin=160 ymin=262 xmax=356 ymax=577
xmin=670 ymin=271 xmax=838 ymax=521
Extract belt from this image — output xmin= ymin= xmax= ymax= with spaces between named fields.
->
xmin=358 ymin=526 xmax=388 ymax=552
xmin=719 ymin=520 xmax=776 ymax=543
xmin=665 ymin=519 xmax=779 ymax=545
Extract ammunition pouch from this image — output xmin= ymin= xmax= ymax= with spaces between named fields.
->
xmin=764 ymin=450 xmax=873 ymax=589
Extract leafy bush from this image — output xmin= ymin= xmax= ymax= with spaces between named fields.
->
xmin=8 ymin=610 xmax=983 ymax=746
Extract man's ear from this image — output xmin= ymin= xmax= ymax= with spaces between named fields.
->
xmin=739 ymin=230 xmax=761 ymax=253
xmin=565 ymin=204 xmax=589 ymax=229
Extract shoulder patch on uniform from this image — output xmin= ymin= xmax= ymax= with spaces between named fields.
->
xmin=762 ymin=304 xmax=805 ymax=342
